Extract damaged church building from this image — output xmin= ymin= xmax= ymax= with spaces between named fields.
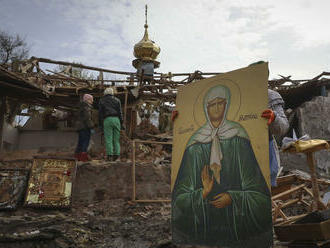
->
xmin=0 ymin=7 xmax=330 ymax=248
xmin=2 ymin=70 xmax=330 ymax=176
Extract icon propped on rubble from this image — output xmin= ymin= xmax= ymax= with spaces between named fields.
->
xmin=24 ymin=157 xmax=76 ymax=209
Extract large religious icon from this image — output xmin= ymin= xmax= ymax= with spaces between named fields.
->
xmin=171 ymin=63 xmax=273 ymax=247
xmin=24 ymin=157 xmax=76 ymax=208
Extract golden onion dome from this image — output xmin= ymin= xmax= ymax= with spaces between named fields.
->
xmin=133 ymin=5 xmax=160 ymax=61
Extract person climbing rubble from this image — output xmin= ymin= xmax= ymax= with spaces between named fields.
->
xmin=99 ymin=87 xmax=124 ymax=162
xmin=75 ymin=94 xmax=95 ymax=162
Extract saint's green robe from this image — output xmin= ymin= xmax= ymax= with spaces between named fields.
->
xmin=172 ymin=136 xmax=273 ymax=248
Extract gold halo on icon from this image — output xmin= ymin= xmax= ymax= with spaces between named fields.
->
xmin=193 ymin=78 xmax=241 ymax=128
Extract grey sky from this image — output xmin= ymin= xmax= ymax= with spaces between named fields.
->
xmin=1 ymin=0 xmax=329 ymax=79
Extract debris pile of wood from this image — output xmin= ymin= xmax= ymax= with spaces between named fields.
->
xmin=133 ymin=142 xmax=171 ymax=166
xmin=272 ymin=170 xmax=330 ymax=226
xmin=134 ymin=119 xmax=160 ymax=139
xmin=275 ymin=209 xmax=330 ymax=247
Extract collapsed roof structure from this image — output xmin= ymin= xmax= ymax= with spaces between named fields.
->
xmin=1 ymin=55 xmax=330 ymax=140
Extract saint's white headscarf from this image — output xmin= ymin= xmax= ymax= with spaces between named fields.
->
xmin=188 ymin=85 xmax=248 ymax=180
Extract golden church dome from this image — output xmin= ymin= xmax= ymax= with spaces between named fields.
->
xmin=133 ymin=5 xmax=160 ymax=61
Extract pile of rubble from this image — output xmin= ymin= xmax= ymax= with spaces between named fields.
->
xmin=0 ymin=199 xmax=174 ymax=248
xmin=0 ymin=158 xmax=329 ymax=247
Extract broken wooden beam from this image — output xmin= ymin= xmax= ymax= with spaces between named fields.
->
xmin=132 ymin=140 xmax=136 ymax=202
xmin=306 ymin=152 xmax=323 ymax=211
xmin=280 ymin=198 xmax=300 ymax=209
xmin=275 ymin=214 xmax=308 ymax=226
xmin=124 ymin=90 xmax=128 ymax=129
xmin=272 ymin=184 xmax=306 ymax=201
xmin=34 ymin=57 xmax=135 ymax=76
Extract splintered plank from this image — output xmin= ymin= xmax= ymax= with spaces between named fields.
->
xmin=272 ymin=184 xmax=306 ymax=201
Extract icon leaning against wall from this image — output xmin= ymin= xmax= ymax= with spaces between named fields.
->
xmin=171 ymin=63 xmax=273 ymax=248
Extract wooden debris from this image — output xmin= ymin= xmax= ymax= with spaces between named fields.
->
xmin=272 ymin=169 xmax=330 ymax=227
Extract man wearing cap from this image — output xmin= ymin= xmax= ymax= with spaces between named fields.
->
xmin=99 ymin=87 xmax=124 ymax=161
xmin=261 ymin=89 xmax=289 ymax=187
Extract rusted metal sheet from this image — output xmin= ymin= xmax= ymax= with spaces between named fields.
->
xmin=0 ymin=169 xmax=28 ymax=210
xmin=24 ymin=157 xmax=76 ymax=209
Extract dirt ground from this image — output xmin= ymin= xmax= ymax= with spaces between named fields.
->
xmin=0 ymin=198 xmax=288 ymax=248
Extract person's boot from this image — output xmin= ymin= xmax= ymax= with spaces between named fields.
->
xmin=80 ymin=152 xmax=89 ymax=162
xmin=107 ymin=155 xmax=113 ymax=161
xmin=113 ymin=155 xmax=119 ymax=162
xmin=77 ymin=152 xmax=84 ymax=161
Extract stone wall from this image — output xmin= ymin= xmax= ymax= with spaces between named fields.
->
xmin=72 ymin=162 xmax=170 ymax=204
xmin=280 ymin=96 xmax=330 ymax=175
xmin=17 ymin=130 xmax=103 ymax=151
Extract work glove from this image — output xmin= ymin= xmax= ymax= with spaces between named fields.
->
xmin=171 ymin=110 xmax=179 ymax=122
xmin=90 ymin=129 xmax=95 ymax=135
xmin=261 ymin=109 xmax=275 ymax=125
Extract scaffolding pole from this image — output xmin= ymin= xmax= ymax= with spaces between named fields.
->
xmin=0 ymin=96 xmax=6 ymax=152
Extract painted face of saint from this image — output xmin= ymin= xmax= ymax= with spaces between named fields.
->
xmin=207 ymin=97 xmax=227 ymax=127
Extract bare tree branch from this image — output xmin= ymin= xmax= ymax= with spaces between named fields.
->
xmin=0 ymin=30 xmax=29 ymax=64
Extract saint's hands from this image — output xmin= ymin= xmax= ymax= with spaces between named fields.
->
xmin=201 ymin=165 xmax=214 ymax=199
xmin=201 ymin=165 xmax=232 ymax=207
xmin=209 ymin=193 xmax=232 ymax=208
xmin=261 ymin=109 xmax=275 ymax=125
